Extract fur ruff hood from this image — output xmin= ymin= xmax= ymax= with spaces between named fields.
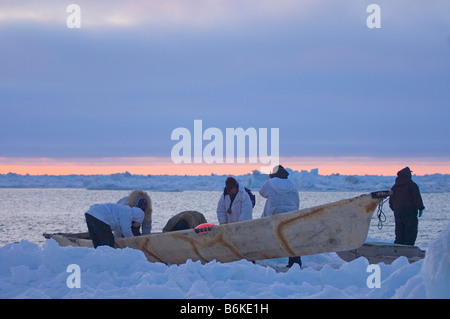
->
xmin=126 ymin=190 xmax=152 ymax=222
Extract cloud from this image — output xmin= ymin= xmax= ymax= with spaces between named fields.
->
xmin=2 ymin=0 xmax=450 ymax=32
xmin=0 ymin=0 xmax=316 ymax=29
xmin=1 ymin=0 xmax=449 ymax=162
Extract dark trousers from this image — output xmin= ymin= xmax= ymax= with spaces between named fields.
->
xmin=393 ymin=207 xmax=418 ymax=245
xmin=85 ymin=213 xmax=115 ymax=248
xmin=288 ymin=256 xmax=302 ymax=268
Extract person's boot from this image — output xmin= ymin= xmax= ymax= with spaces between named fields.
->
xmin=287 ymin=256 xmax=302 ymax=268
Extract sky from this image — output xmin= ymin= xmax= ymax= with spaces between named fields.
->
xmin=1 ymin=0 xmax=450 ymax=176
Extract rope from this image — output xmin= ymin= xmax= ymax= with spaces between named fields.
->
xmin=376 ymin=198 xmax=388 ymax=229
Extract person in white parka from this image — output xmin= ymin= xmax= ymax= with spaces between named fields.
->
xmin=259 ymin=166 xmax=299 ymax=217
xmin=85 ymin=203 xmax=145 ymax=248
xmin=259 ymin=165 xmax=302 ymax=268
xmin=216 ymin=177 xmax=253 ymax=225
xmin=117 ymin=190 xmax=152 ymax=235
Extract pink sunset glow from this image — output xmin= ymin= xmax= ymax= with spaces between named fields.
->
xmin=1 ymin=157 xmax=449 ymax=176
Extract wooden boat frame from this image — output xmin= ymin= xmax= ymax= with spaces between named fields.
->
xmin=44 ymin=192 xmax=388 ymax=265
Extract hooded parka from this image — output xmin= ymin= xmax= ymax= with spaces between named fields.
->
xmin=216 ymin=183 xmax=253 ymax=224
xmin=117 ymin=190 xmax=152 ymax=235
xmin=389 ymin=167 xmax=425 ymax=211
xmin=259 ymin=166 xmax=302 ymax=268
xmin=389 ymin=167 xmax=425 ymax=245
xmin=259 ymin=177 xmax=299 ymax=217
xmin=85 ymin=203 xmax=144 ymax=247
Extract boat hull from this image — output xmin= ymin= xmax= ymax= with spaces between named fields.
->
xmin=45 ymin=193 xmax=382 ymax=265
xmin=43 ymin=232 xmax=93 ymax=248
xmin=116 ymin=193 xmax=380 ymax=264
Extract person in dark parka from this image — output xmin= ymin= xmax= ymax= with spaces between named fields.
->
xmin=389 ymin=167 xmax=425 ymax=245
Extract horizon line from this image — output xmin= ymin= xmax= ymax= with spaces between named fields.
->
xmin=1 ymin=156 xmax=450 ymax=176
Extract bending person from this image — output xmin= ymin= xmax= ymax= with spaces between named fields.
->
xmin=85 ymin=203 xmax=144 ymax=248
xmin=117 ymin=190 xmax=152 ymax=235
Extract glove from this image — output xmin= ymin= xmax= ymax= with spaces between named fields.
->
xmin=419 ymin=209 xmax=424 ymax=217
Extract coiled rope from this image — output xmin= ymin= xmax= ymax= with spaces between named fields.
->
xmin=370 ymin=190 xmax=392 ymax=230
xmin=376 ymin=197 xmax=388 ymax=229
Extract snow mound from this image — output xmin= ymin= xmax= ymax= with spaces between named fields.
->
xmin=1 ymin=222 xmax=449 ymax=299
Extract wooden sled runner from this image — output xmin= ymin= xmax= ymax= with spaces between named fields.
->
xmin=44 ymin=192 xmax=387 ymax=265
xmin=337 ymin=242 xmax=426 ymax=264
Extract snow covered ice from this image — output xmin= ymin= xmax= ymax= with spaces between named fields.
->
xmin=0 ymin=168 xmax=448 ymax=299
xmin=1 ymin=222 xmax=449 ymax=299
xmin=1 ymin=168 xmax=450 ymax=192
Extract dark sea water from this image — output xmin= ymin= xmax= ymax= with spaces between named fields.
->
xmin=0 ymin=189 xmax=448 ymax=247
